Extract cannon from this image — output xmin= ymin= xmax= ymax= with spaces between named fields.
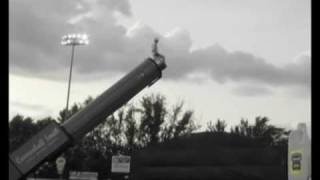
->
xmin=9 ymin=39 xmax=167 ymax=180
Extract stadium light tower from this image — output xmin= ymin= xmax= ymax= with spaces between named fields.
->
xmin=61 ymin=33 xmax=89 ymax=120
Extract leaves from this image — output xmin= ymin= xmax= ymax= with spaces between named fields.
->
xmin=229 ymin=116 xmax=288 ymax=146
xmin=9 ymin=93 xmax=289 ymax=179
xmin=206 ymin=119 xmax=227 ymax=133
xmin=138 ymin=94 xmax=167 ymax=146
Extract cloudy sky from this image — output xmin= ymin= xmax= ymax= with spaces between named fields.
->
xmin=9 ymin=0 xmax=310 ymax=132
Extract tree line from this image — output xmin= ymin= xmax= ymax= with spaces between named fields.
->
xmin=9 ymin=93 xmax=290 ymax=178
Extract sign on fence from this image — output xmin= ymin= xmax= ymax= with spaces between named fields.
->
xmin=69 ymin=171 xmax=98 ymax=180
xmin=111 ymin=155 xmax=131 ymax=173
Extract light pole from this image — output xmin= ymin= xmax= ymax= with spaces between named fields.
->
xmin=61 ymin=33 xmax=89 ymax=120
xmin=59 ymin=34 xmax=88 ymax=180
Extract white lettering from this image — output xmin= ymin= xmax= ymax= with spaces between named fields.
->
xmin=15 ymin=139 xmax=45 ymax=164
xmin=44 ymin=128 xmax=59 ymax=142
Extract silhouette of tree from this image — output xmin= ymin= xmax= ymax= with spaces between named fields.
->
xmin=36 ymin=116 xmax=57 ymax=129
xmin=206 ymin=121 xmax=215 ymax=132
xmin=162 ymin=101 xmax=199 ymax=141
xmin=123 ymin=105 xmax=139 ymax=152
xmin=11 ymin=94 xmax=292 ymax=179
xmin=57 ymin=103 xmax=81 ymax=123
xmin=138 ymin=94 xmax=167 ymax=146
xmin=9 ymin=115 xmax=38 ymax=152
xmin=230 ymin=116 xmax=288 ymax=145
xmin=206 ymin=119 xmax=227 ymax=133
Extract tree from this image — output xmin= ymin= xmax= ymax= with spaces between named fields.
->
xmin=230 ymin=116 xmax=288 ymax=145
xmin=123 ymin=105 xmax=139 ymax=152
xmin=57 ymin=103 xmax=81 ymax=124
xmin=138 ymin=94 xmax=167 ymax=146
xmin=173 ymin=110 xmax=196 ymax=137
xmin=206 ymin=121 xmax=215 ymax=132
xmin=36 ymin=116 xmax=57 ymax=129
xmin=9 ymin=115 xmax=38 ymax=152
xmin=9 ymin=93 xmax=201 ymax=178
xmin=206 ymin=119 xmax=227 ymax=133
xmin=161 ymin=101 xmax=199 ymax=141
xmin=137 ymin=94 xmax=200 ymax=147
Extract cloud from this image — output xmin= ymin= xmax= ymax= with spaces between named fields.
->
xmin=231 ymin=85 xmax=273 ymax=97
xmin=11 ymin=101 xmax=50 ymax=111
xmin=9 ymin=0 xmax=310 ymax=94
xmin=10 ymin=101 xmax=54 ymax=119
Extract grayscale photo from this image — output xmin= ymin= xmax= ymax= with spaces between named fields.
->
xmin=9 ymin=0 xmax=311 ymax=180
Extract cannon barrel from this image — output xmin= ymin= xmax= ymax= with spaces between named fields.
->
xmin=9 ymin=56 xmax=166 ymax=180
xmin=62 ymin=57 xmax=166 ymax=139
